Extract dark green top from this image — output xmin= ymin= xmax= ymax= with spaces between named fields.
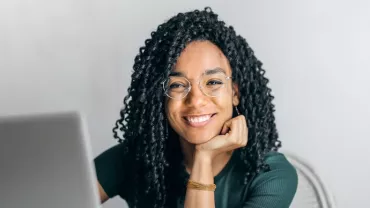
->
xmin=94 ymin=143 xmax=298 ymax=208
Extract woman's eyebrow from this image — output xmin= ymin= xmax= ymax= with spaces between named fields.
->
xmin=169 ymin=71 xmax=184 ymax=77
xmin=169 ymin=67 xmax=226 ymax=77
xmin=204 ymin=67 xmax=226 ymax=75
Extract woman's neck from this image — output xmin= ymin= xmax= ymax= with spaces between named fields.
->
xmin=179 ymin=137 xmax=233 ymax=177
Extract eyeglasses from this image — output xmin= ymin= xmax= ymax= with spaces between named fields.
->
xmin=162 ymin=72 xmax=232 ymax=100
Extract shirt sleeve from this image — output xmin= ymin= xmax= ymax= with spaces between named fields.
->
xmin=93 ymin=143 xmax=130 ymax=199
xmin=243 ymin=152 xmax=298 ymax=208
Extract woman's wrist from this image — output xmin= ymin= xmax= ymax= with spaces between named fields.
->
xmin=194 ymin=149 xmax=214 ymax=164
xmin=190 ymin=150 xmax=214 ymax=184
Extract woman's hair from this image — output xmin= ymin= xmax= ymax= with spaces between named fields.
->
xmin=113 ymin=7 xmax=281 ymax=208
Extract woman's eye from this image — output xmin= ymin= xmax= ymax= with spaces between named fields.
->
xmin=207 ymin=80 xmax=223 ymax=85
xmin=169 ymin=83 xmax=185 ymax=89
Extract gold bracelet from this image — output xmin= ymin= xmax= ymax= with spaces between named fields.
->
xmin=187 ymin=180 xmax=216 ymax=191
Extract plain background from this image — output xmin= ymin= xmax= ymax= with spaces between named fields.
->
xmin=1 ymin=0 xmax=369 ymax=207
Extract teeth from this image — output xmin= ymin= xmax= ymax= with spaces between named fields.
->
xmin=186 ymin=115 xmax=211 ymax=123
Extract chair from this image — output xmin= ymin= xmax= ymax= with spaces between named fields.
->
xmin=285 ymin=154 xmax=336 ymax=208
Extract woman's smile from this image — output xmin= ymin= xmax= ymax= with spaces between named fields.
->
xmin=183 ymin=113 xmax=217 ymax=127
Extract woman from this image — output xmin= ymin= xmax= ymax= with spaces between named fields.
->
xmin=94 ymin=7 xmax=298 ymax=208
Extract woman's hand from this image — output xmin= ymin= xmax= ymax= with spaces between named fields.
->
xmin=195 ymin=115 xmax=248 ymax=162
xmin=184 ymin=115 xmax=247 ymax=208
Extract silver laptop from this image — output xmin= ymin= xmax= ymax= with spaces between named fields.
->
xmin=0 ymin=111 xmax=101 ymax=208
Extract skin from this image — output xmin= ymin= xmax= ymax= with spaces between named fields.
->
xmin=97 ymin=41 xmax=248 ymax=207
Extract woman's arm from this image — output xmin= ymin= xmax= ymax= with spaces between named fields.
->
xmin=97 ymin=181 xmax=109 ymax=204
xmin=184 ymin=152 xmax=215 ymax=208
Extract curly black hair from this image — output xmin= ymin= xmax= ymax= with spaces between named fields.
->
xmin=112 ymin=7 xmax=281 ymax=208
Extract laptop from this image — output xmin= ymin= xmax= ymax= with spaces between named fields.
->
xmin=0 ymin=111 xmax=101 ymax=208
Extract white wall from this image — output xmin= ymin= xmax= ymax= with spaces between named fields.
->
xmin=1 ymin=1 xmax=369 ymax=208
xmin=0 ymin=0 xmax=94 ymax=116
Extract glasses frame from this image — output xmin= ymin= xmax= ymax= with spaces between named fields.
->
xmin=162 ymin=72 xmax=233 ymax=100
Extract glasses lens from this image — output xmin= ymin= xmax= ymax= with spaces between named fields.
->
xmin=163 ymin=77 xmax=190 ymax=99
xmin=200 ymin=73 xmax=227 ymax=97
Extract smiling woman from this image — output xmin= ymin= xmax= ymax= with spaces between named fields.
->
xmin=94 ymin=7 xmax=298 ymax=208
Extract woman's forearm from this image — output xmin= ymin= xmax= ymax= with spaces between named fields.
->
xmin=184 ymin=153 xmax=215 ymax=208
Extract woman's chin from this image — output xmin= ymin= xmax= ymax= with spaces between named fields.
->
xmin=181 ymin=133 xmax=217 ymax=145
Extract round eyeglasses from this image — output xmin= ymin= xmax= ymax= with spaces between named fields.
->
xmin=162 ymin=72 xmax=232 ymax=100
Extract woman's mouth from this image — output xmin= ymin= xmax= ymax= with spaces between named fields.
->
xmin=183 ymin=114 xmax=216 ymax=127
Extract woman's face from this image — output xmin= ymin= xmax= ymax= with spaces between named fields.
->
xmin=165 ymin=41 xmax=239 ymax=144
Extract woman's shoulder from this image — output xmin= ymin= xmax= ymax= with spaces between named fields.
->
xmin=257 ymin=151 xmax=298 ymax=182
xmin=249 ymin=151 xmax=298 ymax=196
xmin=94 ymin=142 xmax=131 ymax=170
xmin=94 ymin=142 xmax=132 ymax=199
xmin=231 ymin=151 xmax=297 ymax=189
xmin=241 ymin=151 xmax=298 ymax=207
xmin=264 ymin=151 xmax=296 ymax=171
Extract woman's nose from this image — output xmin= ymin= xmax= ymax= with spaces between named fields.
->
xmin=184 ymin=83 xmax=208 ymax=107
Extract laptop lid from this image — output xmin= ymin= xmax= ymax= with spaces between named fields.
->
xmin=0 ymin=111 xmax=100 ymax=208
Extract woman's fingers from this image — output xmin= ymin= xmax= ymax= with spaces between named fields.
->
xmin=221 ymin=115 xmax=247 ymax=148
xmin=229 ymin=115 xmax=247 ymax=147
xmin=196 ymin=115 xmax=248 ymax=155
xmin=239 ymin=115 xmax=248 ymax=146
xmin=220 ymin=119 xmax=232 ymax=135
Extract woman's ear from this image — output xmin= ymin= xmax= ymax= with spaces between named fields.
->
xmin=232 ymin=83 xmax=240 ymax=106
